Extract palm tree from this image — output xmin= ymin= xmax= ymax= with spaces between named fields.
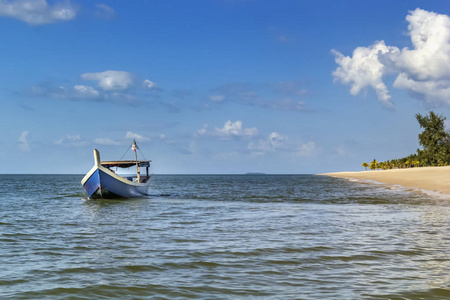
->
xmin=362 ymin=162 xmax=369 ymax=171
xmin=369 ymin=159 xmax=378 ymax=171
xmin=392 ymin=159 xmax=399 ymax=169
xmin=405 ymin=159 xmax=411 ymax=168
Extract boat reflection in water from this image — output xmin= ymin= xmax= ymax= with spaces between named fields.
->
xmin=81 ymin=140 xmax=151 ymax=199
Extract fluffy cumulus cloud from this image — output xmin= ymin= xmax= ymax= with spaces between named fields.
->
xmin=391 ymin=9 xmax=450 ymax=81
xmin=81 ymin=70 xmax=134 ymax=91
xmin=215 ymin=121 xmax=258 ymax=138
xmin=197 ymin=121 xmax=258 ymax=139
xmin=332 ymin=41 xmax=398 ymax=108
xmin=18 ymin=130 xmax=30 ymax=151
xmin=332 ymin=8 xmax=450 ymax=108
xmin=0 ymin=0 xmax=77 ymax=25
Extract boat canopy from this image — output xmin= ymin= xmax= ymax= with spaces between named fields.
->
xmin=101 ymin=160 xmax=151 ymax=169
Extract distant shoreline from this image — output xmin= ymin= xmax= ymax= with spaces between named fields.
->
xmin=319 ymin=166 xmax=450 ymax=195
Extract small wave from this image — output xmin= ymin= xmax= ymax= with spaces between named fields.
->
xmin=0 ymin=238 xmax=16 ymax=242
xmin=121 ymin=265 xmax=164 ymax=272
xmin=319 ymin=254 xmax=380 ymax=262
xmin=369 ymin=249 xmax=426 ymax=257
xmin=0 ymin=279 xmax=27 ymax=286
xmin=172 ymin=238 xmax=206 ymax=243
xmin=162 ymin=261 xmax=223 ymax=269
xmin=55 ymin=267 xmax=97 ymax=274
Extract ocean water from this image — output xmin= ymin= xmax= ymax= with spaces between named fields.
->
xmin=1 ymin=174 xmax=450 ymax=299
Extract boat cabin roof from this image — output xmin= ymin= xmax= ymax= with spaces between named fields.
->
xmin=101 ymin=160 xmax=151 ymax=168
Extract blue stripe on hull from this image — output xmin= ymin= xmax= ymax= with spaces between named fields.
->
xmin=83 ymin=169 xmax=100 ymax=198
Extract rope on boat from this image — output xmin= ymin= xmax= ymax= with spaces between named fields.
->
xmin=119 ymin=143 xmax=132 ymax=161
xmin=138 ymin=148 xmax=147 ymax=161
xmin=118 ymin=141 xmax=148 ymax=161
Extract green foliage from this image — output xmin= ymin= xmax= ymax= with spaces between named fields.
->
xmin=369 ymin=159 xmax=378 ymax=171
xmin=415 ymin=111 xmax=450 ymax=166
xmin=362 ymin=111 xmax=450 ymax=169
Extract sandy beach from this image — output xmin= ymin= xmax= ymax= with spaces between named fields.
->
xmin=320 ymin=166 xmax=450 ymax=195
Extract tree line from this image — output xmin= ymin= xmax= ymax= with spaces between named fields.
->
xmin=362 ymin=111 xmax=450 ymax=171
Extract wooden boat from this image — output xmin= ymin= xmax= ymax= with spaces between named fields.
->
xmin=81 ymin=140 xmax=151 ymax=199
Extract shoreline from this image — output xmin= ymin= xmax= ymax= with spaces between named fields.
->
xmin=319 ymin=166 xmax=450 ymax=195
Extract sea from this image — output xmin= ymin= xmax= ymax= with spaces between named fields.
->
xmin=1 ymin=174 xmax=450 ymax=299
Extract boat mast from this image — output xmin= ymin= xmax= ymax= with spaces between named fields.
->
xmin=132 ymin=140 xmax=141 ymax=183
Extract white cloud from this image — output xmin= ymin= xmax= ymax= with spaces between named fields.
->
xmin=196 ymin=121 xmax=258 ymax=139
xmin=28 ymin=72 xmax=148 ymax=104
xmin=125 ymin=131 xmax=150 ymax=142
xmin=94 ymin=138 xmax=120 ymax=146
xmin=268 ymin=132 xmax=286 ymax=149
xmin=143 ymin=79 xmax=159 ymax=90
xmin=55 ymin=134 xmax=88 ymax=147
xmin=29 ymin=84 xmax=102 ymax=100
xmin=332 ymin=41 xmax=398 ymax=108
xmin=73 ymin=85 xmax=100 ymax=98
xmin=81 ymin=70 xmax=134 ymax=91
xmin=393 ymin=73 xmax=450 ymax=106
xmin=0 ymin=0 xmax=77 ymax=25
xmin=332 ymin=8 xmax=450 ymax=108
xmin=214 ymin=121 xmax=258 ymax=138
xmin=388 ymin=9 xmax=450 ymax=81
xmin=18 ymin=130 xmax=30 ymax=151
xmin=196 ymin=124 xmax=208 ymax=136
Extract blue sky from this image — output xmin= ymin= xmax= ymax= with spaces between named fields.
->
xmin=2 ymin=0 xmax=450 ymax=174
